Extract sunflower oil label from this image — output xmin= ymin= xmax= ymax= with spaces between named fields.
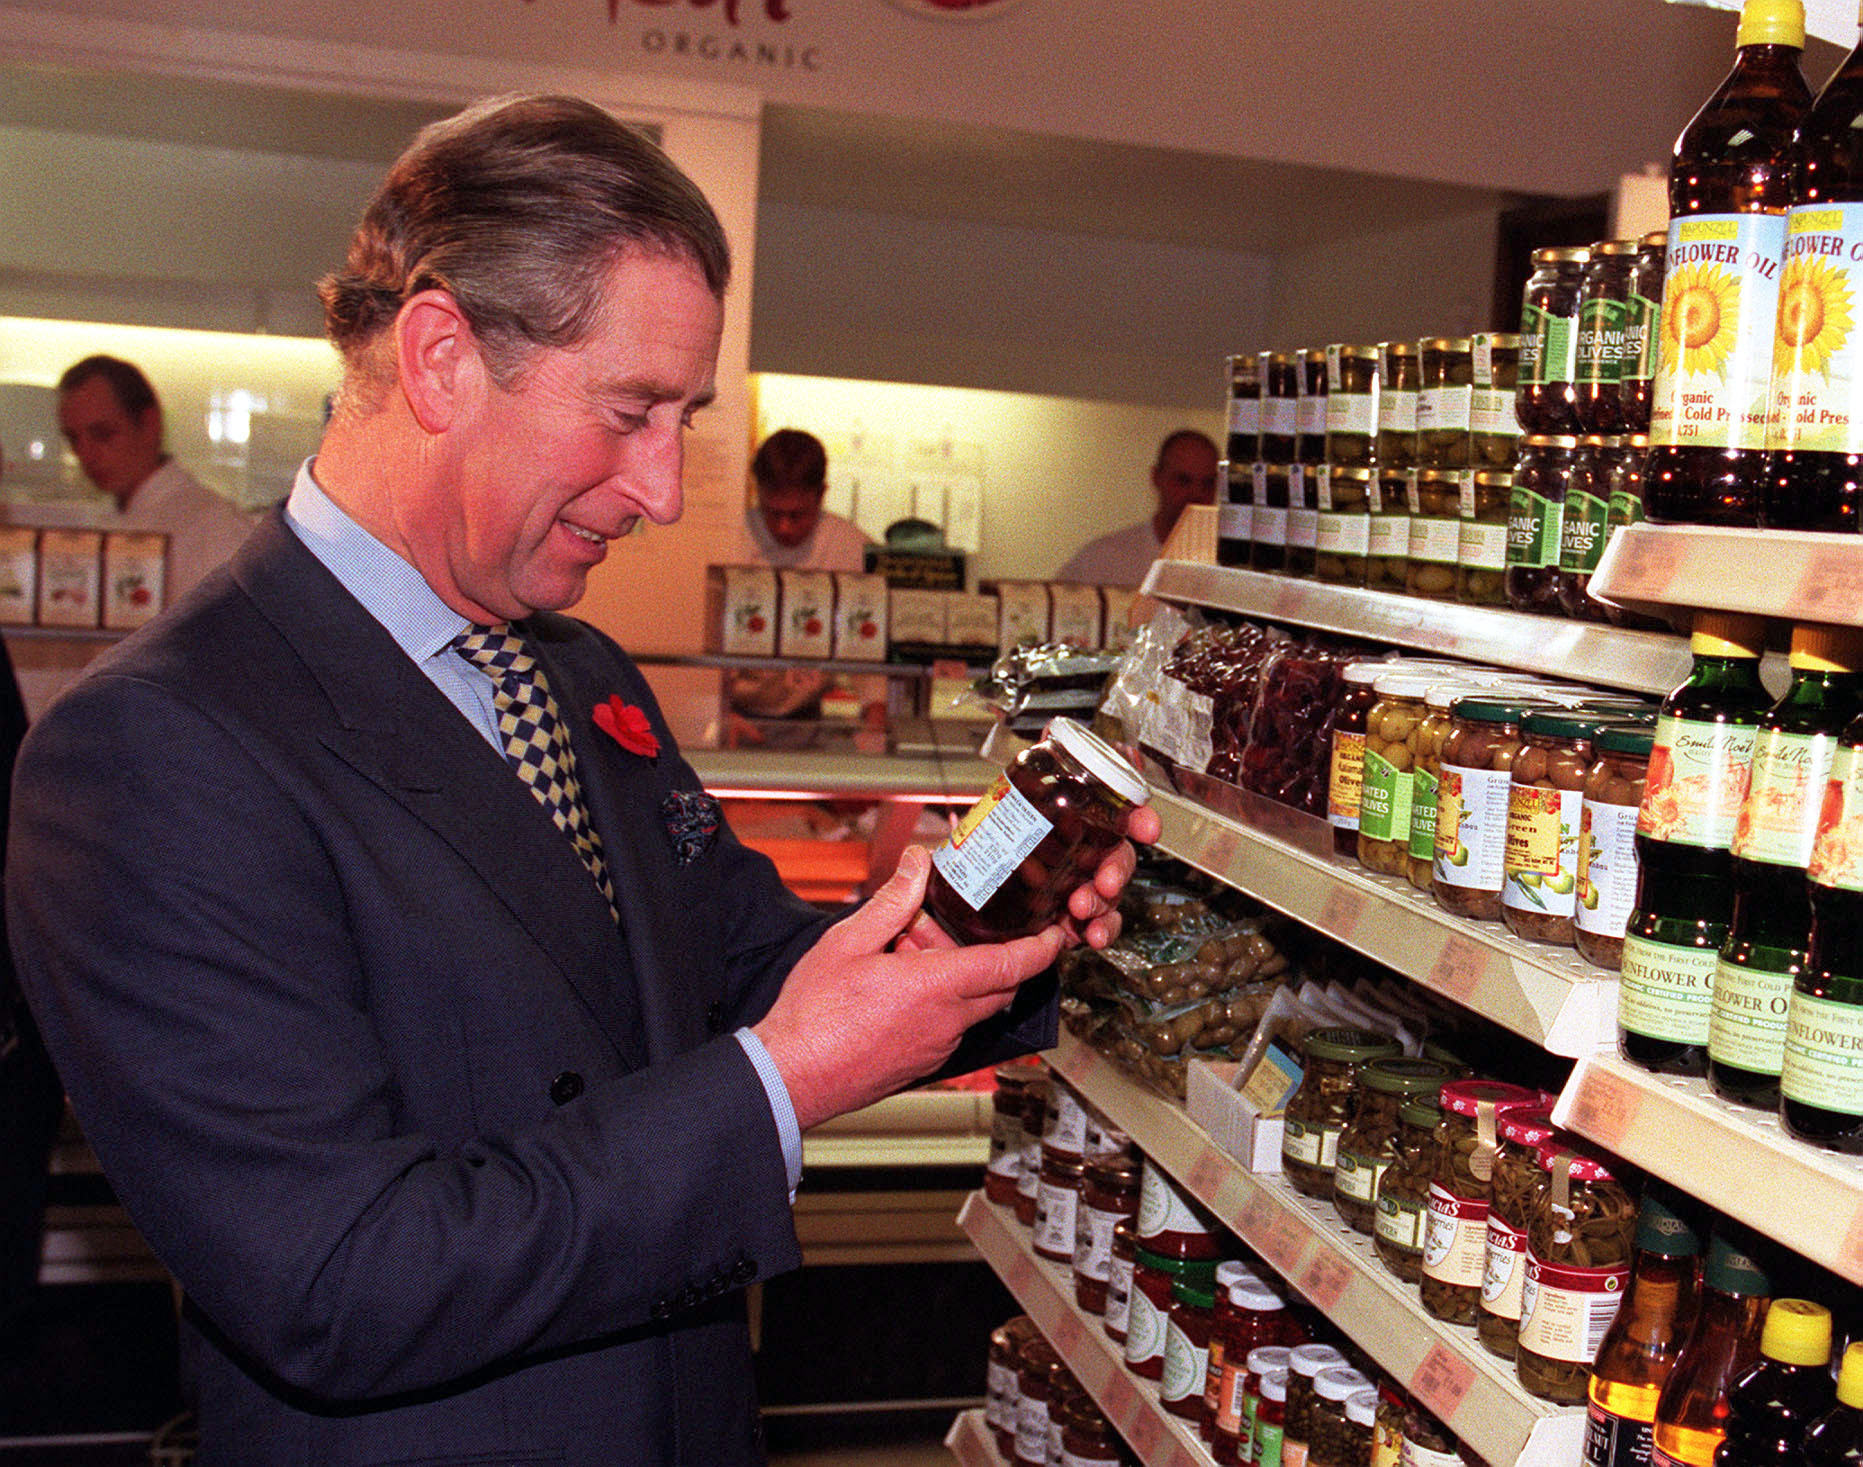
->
xmin=1619 ymin=935 xmax=1720 ymax=1045
xmin=1649 ymin=212 xmax=1788 ymax=452
xmin=1810 ymin=744 xmax=1863 ymax=892
xmin=1559 ymin=488 xmax=1611 ymax=576
xmin=1638 ymin=715 xmax=1758 ymax=851
xmin=1782 ymin=990 xmax=1863 ymax=1115
xmin=1577 ymin=296 xmax=1628 ymax=387
xmin=1733 ymin=728 xmax=1841 ymax=868
xmin=1508 ymin=485 xmax=1564 ymax=569
xmin=1768 ymin=204 xmax=1863 ymax=454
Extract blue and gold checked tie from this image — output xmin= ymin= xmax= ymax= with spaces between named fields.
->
xmin=453 ymin=625 xmax=619 ymax=922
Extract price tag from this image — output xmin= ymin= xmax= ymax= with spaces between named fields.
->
xmin=1428 ymin=935 xmax=1486 ymax=1003
xmin=1004 ymin=1255 xmax=1037 ymax=1297
xmin=1203 ymin=826 xmax=1243 ymax=875
xmin=1100 ymin=1369 xmax=1139 ymax=1427
xmin=1127 ymin=1408 xmax=1166 ymax=1458
xmin=1188 ymin=1149 xmax=1229 ymax=1201
xmin=1409 ymin=1341 xmax=1477 ymax=1421
xmin=1054 ymin=1311 xmax=1091 ymax=1361
xmin=1320 ymin=885 xmax=1366 ymax=938
xmin=1792 ymin=545 xmax=1863 ymax=622
xmin=1249 ymin=1202 xmax=1308 ymax=1275
xmin=1615 ymin=527 xmax=1682 ymax=601
xmin=1300 ymin=1250 xmax=1353 ymax=1313
xmin=1564 ymin=1073 xmax=1640 ymax=1152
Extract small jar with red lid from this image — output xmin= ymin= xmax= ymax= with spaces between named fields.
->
xmin=986 ymin=1064 xmax=1039 ymax=1206
xmin=1103 ymin=1218 xmax=1138 ymax=1344
xmin=1074 ymin=1152 xmax=1142 ymax=1313
xmin=1421 ymin=1081 xmax=1544 ymax=1324
xmin=1135 ymin=1156 xmax=1223 ymax=1259
xmin=1013 ymin=1335 xmax=1062 ymax=1467
xmin=1476 ymin=1104 xmax=1560 ymax=1359
xmin=1207 ymin=1274 xmax=1287 ymax=1444
xmin=1160 ymin=1274 xmax=1221 ymax=1421
xmin=1124 ymin=1247 xmax=1220 ymax=1380
xmin=1033 ymin=1149 xmax=1087 ymax=1263
xmin=1012 ymin=1077 xmax=1048 ymax=1227
xmin=1059 ymin=1392 xmax=1124 ymax=1467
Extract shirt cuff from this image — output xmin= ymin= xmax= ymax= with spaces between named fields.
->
xmin=734 ymin=1028 xmax=802 ymax=1202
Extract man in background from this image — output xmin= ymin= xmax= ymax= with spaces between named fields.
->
xmin=56 ymin=355 xmax=258 ymax=598
xmin=741 ymin=427 xmax=870 ymax=572
xmin=1056 ymin=427 xmax=1218 ymax=587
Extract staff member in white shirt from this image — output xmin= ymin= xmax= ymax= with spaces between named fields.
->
xmin=1056 ymin=428 xmax=1218 ymax=588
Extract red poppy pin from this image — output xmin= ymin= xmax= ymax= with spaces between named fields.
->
xmin=594 ymin=696 xmax=660 ymax=759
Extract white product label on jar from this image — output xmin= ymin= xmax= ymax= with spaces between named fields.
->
xmin=986 ymin=1359 xmax=1018 ymax=1432
xmin=1144 ymin=677 xmax=1215 ymax=775
xmin=1470 ymin=386 xmax=1522 ymax=437
xmin=1299 ymin=393 xmax=1327 ymax=436
xmin=988 ymin=1105 xmax=1021 ymax=1169
xmin=1403 ymin=1440 xmax=1465 ymax=1467
xmin=1416 ymin=383 xmax=1474 ymax=434
xmin=1380 ymin=388 xmax=1418 ymax=435
xmin=1408 ymin=516 xmax=1461 ymax=566
xmin=1369 ymin=515 xmax=1411 ymax=557
xmin=1423 ymin=1181 xmax=1489 ymax=1287
xmin=1104 ymin=1252 xmax=1136 ymax=1336
xmin=1333 ymin=1147 xmax=1387 ymax=1203
xmin=1044 ymin=1087 xmax=1088 ymax=1153
xmin=1161 ymin=1316 xmax=1210 ymax=1406
xmin=1123 ymin=1285 xmax=1169 ymax=1370
xmin=1316 ymin=512 xmax=1371 ymax=556
xmin=1137 ymin=1160 xmax=1210 ymax=1240
xmin=1253 ymin=505 xmax=1289 ymax=547
xmin=1230 ymin=396 xmax=1261 ymax=438
xmin=1062 ymin=1450 xmax=1122 ymax=1467
xmin=1503 ymin=784 xmax=1583 ymax=918
xmin=1458 ymin=520 xmax=1509 ymax=572
xmin=933 ymin=775 xmax=1053 ymax=914
xmin=1264 ymin=397 xmax=1298 ymax=437
xmin=1482 ymin=1213 xmax=1528 ymax=1315
xmin=1287 ymin=507 xmax=1320 ymax=550
xmin=1018 ymin=1137 xmax=1042 ymax=1200
xmin=1280 ymin=1115 xmax=1337 ymax=1168
xmin=1519 ymin=1254 xmax=1629 ymax=1364
xmin=1327 ymin=391 xmax=1377 ymax=436
xmin=1034 ymin=1179 xmax=1080 ymax=1258
xmin=1376 ymin=1193 xmax=1427 ymax=1251
xmin=1220 ymin=501 xmax=1255 ymax=540
xmin=1435 ymin=764 xmax=1513 ymax=891
xmin=1074 ymin=1203 xmax=1124 ymax=1282
xmin=1576 ymin=799 xmax=1639 ymax=938
xmin=1016 ymin=1396 xmax=1052 ymax=1467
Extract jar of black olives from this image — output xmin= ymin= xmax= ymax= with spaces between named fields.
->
xmin=1621 ymin=234 xmax=1665 ymax=435
xmin=1263 ymin=352 xmax=1299 ymax=466
xmin=1557 ymin=436 xmax=1618 ymax=622
xmin=1574 ymin=241 xmax=1637 ymax=434
xmin=1251 ymin=463 xmax=1290 ymax=574
xmin=1287 ymin=464 xmax=1321 ymax=579
xmin=1517 ymin=246 xmax=1589 ymax=434
xmin=1505 ymin=436 xmax=1576 ymax=616
xmin=1226 ymin=352 xmax=1262 ymax=465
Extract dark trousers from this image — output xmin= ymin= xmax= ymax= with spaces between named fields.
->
xmin=0 ymin=994 xmax=64 ymax=1324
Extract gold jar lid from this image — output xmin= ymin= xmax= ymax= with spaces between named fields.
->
xmin=1477 ymin=331 xmax=1522 ymax=349
xmin=1415 ymin=468 xmax=1466 ymax=484
xmin=1329 ymin=465 xmax=1374 ymax=481
xmin=1419 ymin=336 xmax=1472 ymax=353
xmin=1329 ymin=343 xmax=1380 ymax=359
xmin=1267 ymin=350 xmax=1298 ymax=367
xmin=1590 ymin=239 xmax=1640 ymax=257
xmin=1532 ymin=245 xmax=1592 ymax=265
xmin=1523 ymin=434 xmax=1582 ymax=450
xmin=1639 ymin=232 xmax=1665 ymax=250
xmin=1379 ymin=339 xmax=1419 ymax=357
xmin=1227 ymin=351 xmax=1260 ymax=370
xmin=1473 ymin=469 xmax=1515 ymax=489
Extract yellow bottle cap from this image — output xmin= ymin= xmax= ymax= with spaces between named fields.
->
xmin=1790 ymin=624 xmax=1863 ymax=673
xmin=1759 ymin=1298 xmax=1832 ymax=1367
xmin=1738 ymin=0 xmax=1806 ymax=47
xmin=1839 ymin=1341 xmax=1863 ymax=1409
xmin=1689 ymin=611 xmax=1767 ymax=659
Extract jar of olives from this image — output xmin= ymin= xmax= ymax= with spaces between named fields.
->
xmin=1378 ymin=341 xmax=1420 ymax=470
xmin=1401 ymin=1402 xmax=1485 ymax=1467
xmin=1369 ymin=468 xmax=1413 ymax=592
xmin=927 ymin=716 xmax=1149 ymax=945
xmin=1574 ymin=242 xmax=1637 ymax=434
xmin=1407 ymin=470 xmax=1463 ymax=602
xmin=1263 ymin=352 xmax=1300 ymax=466
xmin=1575 ymin=723 xmax=1653 ymax=971
xmin=1358 ymin=673 xmax=1437 ymax=875
xmin=1502 ymin=709 xmax=1611 ymax=947
xmin=1287 ymin=464 xmax=1321 ymax=578
xmin=1332 ymin=1057 xmax=1455 ymax=1233
xmin=1457 ymin=470 xmax=1511 ymax=608
xmin=1505 ymin=437 xmax=1575 ymax=616
xmin=1470 ymin=333 xmax=1523 ymax=469
xmin=1421 ymin=1080 xmax=1544 ymax=1324
xmin=1219 ymin=458 xmax=1255 ymax=569
xmin=1326 ymin=344 xmax=1380 ymax=468
xmin=1316 ymin=466 xmax=1372 ymax=586
xmin=1251 ymin=462 xmax=1290 ymax=574
xmin=1314 ymin=1388 xmax=1378 ymax=1467
xmin=1556 ymin=436 xmax=1617 ymax=622
xmin=1411 ymin=682 xmax=1490 ymax=890
xmin=1104 ymin=1218 xmax=1137 ymax=1343
xmin=1434 ymin=697 xmax=1554 ymax=920
xmin=1282 ymin=1028 xmax=1403 ymax=1197
xmin=1284 ymin=1344 xmax=1350 ymax=1463
xmin=1373 ymin=1096 xmax=1440 ymax=1282
xmin=1329 ymin=663 xmax=1388 ymax=858
xmin=1298 ymin=348 xmax=1329 ymax=466
xmin=1475 ymin=1104 xmax=1559 ymax=1359
xmin=1517 ymin=246 xmax=1589 ymax=435
xmin=1417 ymin=338 xmax=1473 ymax=469
xmin=1307 ymin=1370 xmax=1375 ymax=1467
xmin=1517 ymin=1143 xmax=1637 ymax=1405
xmin=1622 ymin=235 xmax=1664 ymax=436
xmin=1599 ymin=437 xmax=1670 ymax=632
xmin=1227 ymin=351 xmax=1263 ymax=465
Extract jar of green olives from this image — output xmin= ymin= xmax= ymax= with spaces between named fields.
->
xmin=1416 ymin=338 xmax=1473 ymax=470
xmin=1281 ymin=1028 xmax=1402 ymax=1198
xmin=1316 ymin=466 xmax=1373 ymax=586
xmin=1470 ymin=332 xmax=1522 ymax=469
xmin=1433 ymin=697 xmax=1556 ymax=921
xmin=1575 ymin=723 xmax=1653 ymax=970
xmin=1457 ymin=470 xmax=1511 ymax=608
xmin=1411 ymin=682 xmax=1490 ymax=891
xmin=1325 ymin=345 xmax=1380 ymax=468
xmin=1368 ymin=468 xmax=1413 ymax=592
xmin=1377 ymin=341 xmax=1419 ymax=470
xmin=1332 ymin=1057 xmax=1455 ymax=1233
xmin=1502 ymin=709 xmax=1611 ymax=948
xmin=1406 ymin=470 xmax=1462 ymax=602
xmin=1358 ymin=672 xmax=1438 ymax=875
xmin=1421 ymin=1080 xmax=1544 ymax=1324
xmin=1373 ymin=1097 xmax=1440 ymax=1283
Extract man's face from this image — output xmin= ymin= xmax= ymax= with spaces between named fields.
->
xmin=59 ymin=376 xmax=164 ymax=502
xmin=1152 ymin=436 xmax=1219 ymax=531
xmin=757 ymin=483 xmax=826 ymax=549
xmin=403 ymin=249 xmax=723 ymax=624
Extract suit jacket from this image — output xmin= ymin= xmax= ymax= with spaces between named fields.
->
xmin=6 ymin=511 xmax=1053 ymax=1465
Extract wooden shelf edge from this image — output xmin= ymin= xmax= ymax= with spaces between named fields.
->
xmin=1554 ymin=1052 xmax=1863 ymax=1285
xmin=1150 ymin=787 xmax=1618 ymax=1057
xmin=1591 ymin=523 xmax=1863 ymax=630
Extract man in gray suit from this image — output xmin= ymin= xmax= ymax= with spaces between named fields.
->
xmin=5 ymin=96 xmax=1154 ymax=1464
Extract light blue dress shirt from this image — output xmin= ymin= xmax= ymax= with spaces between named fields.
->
xmin=282 ymin=461 xmax=803 ymax=1196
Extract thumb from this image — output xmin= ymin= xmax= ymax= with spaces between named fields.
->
xmin=834 ymin=844 xmax=934 ymax=952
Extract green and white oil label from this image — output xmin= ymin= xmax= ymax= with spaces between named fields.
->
xmin=1767 ymin=202 xmax=1863 ymax=455
xmin=1619 ymin=934 xmax=1721 ymax=1044
xmin=1709 ymin=955 xmax=1797 ymax=1077
xmin=1732 ymin=728 xmax=1841 ymax=869
xmin=1811 ymin=743 xmax=1863 ymax=893
xmin=1649 ymin=212 xmax=1788 ymax=452
xmin=1781 ymin=990 xmax=1863 ymax=1116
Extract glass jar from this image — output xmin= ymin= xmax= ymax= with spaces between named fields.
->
xmin=1136 ymin=1155 xmax=1223 ymax=1259
xmin=1126 ymin=1247 xmax=1220 ymax=1380
xmin=1033 ymin=1149 xmax=1086 ymax=1262
xmin=1475 ymin=1104 xmax=1559 ymax=1359
xmin=1368 ymin=468 xmax=1413 ymax=592
xmin=1251 ymin=462 xmax=1290 ymax=574
xmin=1505 ymin=436 xmax=1576 ymax=616
xmin=1417 ymin=337 xmax=1474 ymax=469
xmin=1014 ymin=1077 xmax=1048 ymax=1227
xmin=1161 ymin=1274 xmax=1221 ymax=1420
xmin=1074 ymin=1151 xmax=1142 ymax=1313
xmin=1042 ymin=1074 xmax=1091 ymax=1158
xmin=1622 ymin=234 xmax=1664 ymax=436
xmin=1014 ymin=1334 xmax=1062 ymax=1467
xmin=1374 ymin=1097 xmax=1441 ymax=1283
xmin=1103 ymin=1218 xmax=1137 ymax=1344
xmin=1211 ymin=1285 xmax=1289 ymax=1453
xmin=1047 ymin=1371 xmax=1085 ymax=1467
xmin=1600 ymin=437 xmax=1669 ymax=632
xmin=1263 ymin=352 xmax=1299 ymax=466
xmin=1285 ymin=1344 xmax=1350 ymax=1465
xmin=1282 ymin=1027 xmax=1403 ymax=1197
xmin=1287 ymin=464 xmax=1321 ymax=579
xmin=1412 ymin=684 xmax=1487 ymax=890
xmin=1358 ymin=673 xmax=1438 ymax=875
xmin=1517 ymin=1143 xmax=1636 ymax=1405
xmin=985 ymin=1064 xmax=1038 ymax=1206
xmin=926 ymin=716 xmax=1149 ymax=944
xmin=1471 ymin=332 xmax=1523 ymax=469
xmin=1435 ymin=697 xmax=1554 ymax=920
xmin=1326 ymin=344 xmax=1380 ymax=468
xmin=1330 ymin=663 xmax=1387 ymax=858
xmin=1332 ymin=1057 xmax=1456 ymax=1233
xmin=1457 ymin=469 xmax=1511 ymax=608
xmin=1372 ymin=1386 xmax=1407 ymax=1467
xmin=1219 ymin=457 xmax=1256 ymax=570
xmin=1502 ymin=709 xmax=1611 ymax=947
xmin=1227 ymin=352 xmax=1263 ymax=466
xmin=1215 ymin=1343 xmax=1291 ymax=1467
xmin=1254 ymin=1369 xmax=1290 ymax=1467
xmin=1575 ymin=723 xmax=1653 ymax=971
xmin=1574 ymin=240 xmax=1638 ymax=435
xmin=1406 ymin=470 xmax=1462 ymax=601
xmin=1401 ymin=1402 xmax=1482 ymax=1467
xmin=1517 ymin=245 xmax=1589 ymax=435
xmin=1315 ymin=1388 xmax=1377 ymax=1467
xmin=987 ymin=1316 xmax=1039 ymax=1455
xmin=1556 ymin=436 xmax=1617 ymax=622
xmin=1306 ymin=1368 xmax=1374 ymax=1467
xmin=1377 ymin=340 xmax=1420 ymax=470
xmin=1421 ymin=1080 xmax=1545 ymax=1325
xmin=1298 ymin=348 xmax=1329 ymax=466
xmin=1316 ymin=466 xmax=1372 ymax=586
xmin=1059 ymin=1393 xmax=1123 ymax=1467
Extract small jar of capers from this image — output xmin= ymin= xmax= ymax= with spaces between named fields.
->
xmin=1332 ymin=1057 xmax=1455 ymax=1233
xmin=1282 ymin=1028 xmax=1403 ymax=1198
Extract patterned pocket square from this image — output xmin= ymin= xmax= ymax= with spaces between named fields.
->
xmin=661 ymin=789 xmax=723 ymax=867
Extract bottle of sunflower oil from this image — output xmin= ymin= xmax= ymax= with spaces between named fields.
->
xmin=1645 ymin=0 xmax=1810 ymax=527
xmin=1764 ymin=7 xmax=1863 ymax=532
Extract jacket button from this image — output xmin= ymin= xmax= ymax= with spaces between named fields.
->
xmin=704 ymin=1002 xmax=727 ymax=1033
xmin=650 ymin=1298 xmax=672 ymax=1322
xmin=731 ymin=1257 xmax=757 ymax=1284
xmin=550 ymin=1071 xmax=584 ymax=1105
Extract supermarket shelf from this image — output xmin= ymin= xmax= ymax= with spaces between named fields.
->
xmin=1144 ymin=559 xmax=1693 ymax=696
xmin=944 ymin=1407 xmax=1006 ymax=1465
xmin=959 ymin=1190 xmax=1217 ymax=1467
xmin=687 ymin=746 xmax=993 ymax=801
xmin=1591 ymin=523 xmax=1863 ymax=629
xmin=1150 ymin=787 xmax=1618 ymax=1057
xmin=1554 ymin=1052 xmax=1863 ymax=1287
xmin=1046 ymin=1031 xmax=1587 ymax=1467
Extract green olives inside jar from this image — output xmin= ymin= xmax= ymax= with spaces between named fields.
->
xmin=1421 ymin=1080 xmax=1544 ymax=1325
xmin=1378 ymin=340 xmax=1419 ymax=470
xmin=1357 ymin=673 xmax=1437 ymax=875
xmin=1416 ymin=338 xmax=1473 ymax=469
xmin=1471 ymin=332 xmax=1522 ymax=469
xmin=1434 ymin=697 xmax=1556 ymax=921
xmin=1332 ymin=1057 xmax=1454 ymax=1233
xmin=1410 ymin=683 xmax=1489 ymax=892
xmin=1505 ymin=436 xmax=1575 ymax=616
xmin=1373 ymin=1097 xmax=1440 ymax=1282
xmin=1501 ymin=709 xmax=1611 ymax=948
xmin=1517 ymin=1143 xmax=1636 ymax=1405
xmin=1475 ymin=1104 xmax=1559 ymax=1360
xmin=1368 ymin=467 xmax=1413 ymax=592
xmin=1325 ymin=344 xmax=1380 ymax=468
xmin=1457 ymin=470 xmax=1511 ymax=608
xmin=1281 ymin=1028 xmax=1402 ymax=1198
xmin=1315 ymin=466 xmax=1372 ymax=586
xmin=1406 ymin=471 xmax=1462 ymax=602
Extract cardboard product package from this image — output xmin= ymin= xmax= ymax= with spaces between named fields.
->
xmin=777 ymin=569 xmax=835 ymax=660
xmin=706 ymin=564 xmax=779 ymax=656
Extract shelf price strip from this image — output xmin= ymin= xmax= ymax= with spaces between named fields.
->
xmin=1320 ymin=883 xmax=1367 ymax=939
xmin=1409 ymin=1341 xmax=1478 ymax=1423
xmin=1792 ymin=545 xmax=1863 ymax=621
xmin=1561 ymin=1067 xmax=1639 ymax=1153
xmin=1299 ymin=1250 xmax=1354 ymax=1314
xmin=1427 ymin=934 xmax=1486 ymax=1005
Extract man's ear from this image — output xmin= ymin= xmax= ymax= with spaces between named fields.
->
xmin=394 ymin=289 xmax=482 ymax=435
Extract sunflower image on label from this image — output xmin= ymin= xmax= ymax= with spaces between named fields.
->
xmin=1649 ymin=213 xmax=1788 ymax=452
xmin=1767 ymin=203 xmax=1863 ymax=454
xmin=931 ymin=774 xmax=1054 ymax=912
